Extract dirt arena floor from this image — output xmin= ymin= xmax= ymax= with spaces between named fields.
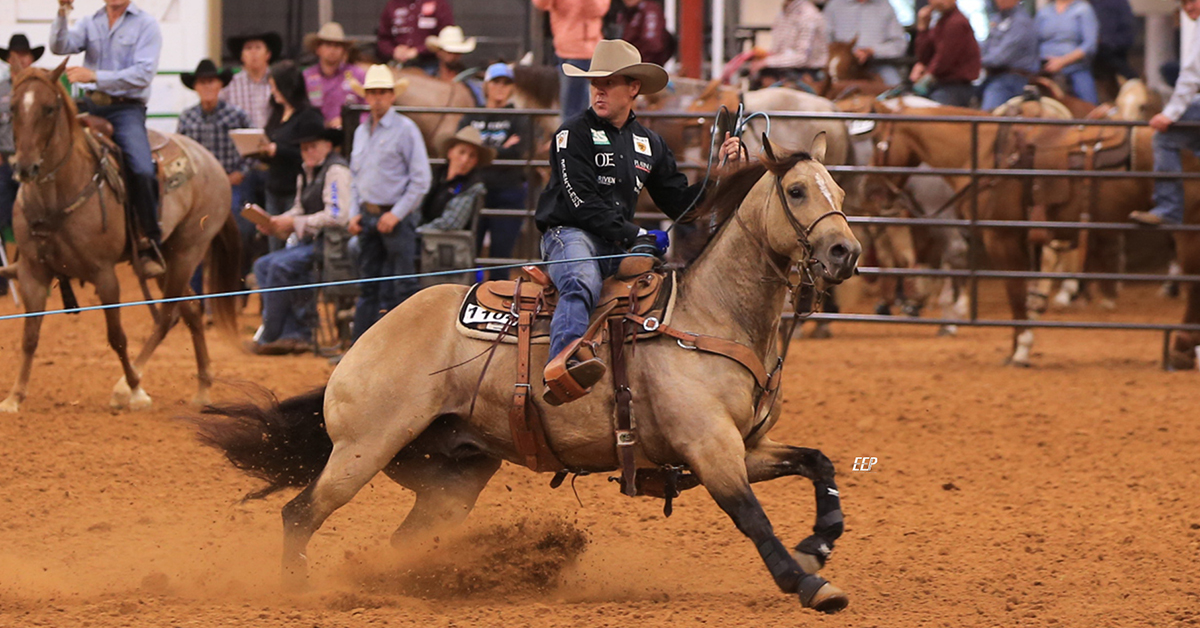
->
xmin=1 ymin=268 xmax=1198 ymax=628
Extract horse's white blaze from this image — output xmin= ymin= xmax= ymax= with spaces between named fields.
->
xmin=813 ymin=168 xmax=837 ymax=209
xmin=21 ymin=90 xmax=35 ymax=115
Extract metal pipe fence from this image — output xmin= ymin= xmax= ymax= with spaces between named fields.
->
xmin=339 ymin=103 xmax=1199 ymax=367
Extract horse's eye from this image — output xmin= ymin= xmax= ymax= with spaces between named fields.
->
xmin=788 ymin=185 xmax=805 ymax=200
xmin=41 ymin=105 xmax=54 ymax=116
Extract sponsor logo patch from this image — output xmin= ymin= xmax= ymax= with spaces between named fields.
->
xmin=556 ymin=130 xmax=569 ymax=150
xmin=634 ymin=160 xmax=652 ymax=173
xmin=595 ymin=152 xmax=615 ymax=167
xmin=633 ymin=135 xmax=651 ymax=155
xmin=591 ymin=129 xmax=610 ymax=145
xmin=597 ymin=175 xmax=616 ymax=185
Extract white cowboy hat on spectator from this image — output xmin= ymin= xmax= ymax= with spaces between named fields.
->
xmin=440 ymin=125 xmax=496 ymax=166
xmin=562 ymin=39 xmax=669 ymax=95
xmin=362 ymin=64 xmax=410 ymax=97
xmin=304 ymin=22 xmax=351 ymax=51
xmin=426 ymin=26 xmax=477 ymax=55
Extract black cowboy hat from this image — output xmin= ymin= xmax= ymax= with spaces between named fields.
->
xmin=0 ymin=34 xmax=45 ymax=63
xmin=226 ymin=31 xmax=284 ymax=63
xmin=181 ymin=59 xmax=234 ymax=90
xmin=295 ymin=123 xmax=343 ymax=148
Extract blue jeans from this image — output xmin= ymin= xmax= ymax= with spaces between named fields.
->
xmin=928 ymin=83 xmax=975 ymax=107
xmin=541 ymin=226 xmax=624 ymax=360
xmin=874 ymin=64 xmax=903 ymax=87
xmin=0 ymin=162 xmax=15 ymax=233
xmin=1058 ymin=63 xmax=1098 ymax=105
xmin=265 ymin=189 xmax=292 ymax=252
xmin=1151 ymin=99 xmax=1200 ymax=224
xmin=235 ymin=167 xmax=268 ymax=277
xmin=980 ymin=72 xmax=1029 ymax=111
xmin=559 ymin=57 xmax=591 ymax=120
xmin=253 ymin=242 xmax=317 ymax=344
xmin=352 ymin=211 xmax=419 ymax=341
xmin=83 ymin=101 xmax=160 ymax=240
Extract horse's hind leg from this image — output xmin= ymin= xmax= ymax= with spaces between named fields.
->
xmin=683 ymin=423 xmax=848 ymax=613
xmin=745 ymin=438 xmax=843 ymax=576
xmin=0 ymin=266 xmax=50 ymax=413
xmin=382 ymin=450 xmax=501 ymax=548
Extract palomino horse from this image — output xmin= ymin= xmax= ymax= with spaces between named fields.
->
xmin=1114 ymin=77 xmax=1162 ymax=122
xmin=193 ymin=140 xmax=861 ymax=612
xmin=0 ymin=63 xmax=240 ymax=412
xmin=392 ymin=67 xmax=478 ymax=156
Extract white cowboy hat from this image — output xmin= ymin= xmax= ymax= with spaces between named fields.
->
xmin=425 ymin=26 xmax=476 ymax=55
xmin=439 ymin=125 xmax=496 ymax=166
xmin=563 ymin=39 xmax=669 ymax=95
xmin=361 ymin=64 xmax=410 ymax=97
xmin=304 ymin=22 xmax=350 ymax=51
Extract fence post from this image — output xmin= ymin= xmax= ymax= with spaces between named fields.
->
xmin=969 ymin=119 xmax=980 ymax=323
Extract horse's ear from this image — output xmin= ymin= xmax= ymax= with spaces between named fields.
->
xmin=50 ymin=58 xmax=69 ymax=84
xmin=761 ymin=132 xmax=777 ymax=163
xmin=849 ymin=35 xmax=858 ymax=50
xmin=811 ymin=132 xmax=828 ymax=164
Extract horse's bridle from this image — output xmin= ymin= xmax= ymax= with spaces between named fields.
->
xmin=15 ymin=75 xmax=71 ymax=185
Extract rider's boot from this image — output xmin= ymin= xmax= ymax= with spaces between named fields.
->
xmin=542 ymin=338 xmax=607 ymax=406
xmin=130 ymin=173 xmax=164 ymax=278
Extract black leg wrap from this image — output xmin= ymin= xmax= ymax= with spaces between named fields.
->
xmin=757 ymin=538 xmax=803 ymax=593
xmin=813 ymin=480 xmax=844 ymax=540
xmin=794 ymin=534 xmax=834 ymax=569
xmin=796 ymin=573 xmax=831 ymax=607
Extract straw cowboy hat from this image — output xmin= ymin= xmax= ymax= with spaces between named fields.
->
xmin=425 ymin=26 xmax=477 ymax=55
xmin=440 ymin=126 xmax=496 ymax=166
xmin=225 ymin=31 xmax=283 ymax=62
xmin=362 ymin=64 xmax=410 ymax=97
xmin=563 ymin=39 xmax=669 ymax=95
xmin=181 ymin=59 xmax=234 ymax=90
xmin=304 ymin=22 xmax=352 ymax=51
xmin=0 ymin=34 xmax=44 ymax=63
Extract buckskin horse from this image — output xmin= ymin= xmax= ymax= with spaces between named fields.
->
xmin=0 ymin=62 xmax=240 ymax=412
xmin=192 ymin=137 xmax=861 ymax=612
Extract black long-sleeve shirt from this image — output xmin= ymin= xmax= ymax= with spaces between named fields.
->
xmin=263 ymin=107 xmax=325 ymax=197
xmin=536 ymin=108 xmax=702 ymax=247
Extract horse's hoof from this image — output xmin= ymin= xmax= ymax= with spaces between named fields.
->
xmin=1099 ymin=298 xmax=1117 ymax=311
xmin=798 ymin=575 xmax=848 ymax=614
xmin=192 ymin=390 xmax=212 ymax=406
xmin=282 ymin=555 xmax=310 ymax=593
xmin=809 ymin=324 xmax=833 ymax=340
xmin=111 ymin=377 xmax=132 ymax=408
xmin=0 ymin=396 xmax=20 ymax=413
xmin=1052 ymin=291 xmax=1072 ymax=309
xmin=128 ymin=387 xmax=152 ymax=411
xmin=1007 ymin=357 xmax=1032 ymax=368
xmin=937 ymin=325 xmax=958 ymax=337
xmin=792 ymin=551 xmax=824 ymax=575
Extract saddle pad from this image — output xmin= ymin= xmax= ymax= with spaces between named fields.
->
xmin=456 ymin=274 xmax=677 ymax=345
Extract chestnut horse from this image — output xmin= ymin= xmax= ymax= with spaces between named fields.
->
xmin=193 ymin=140 xmax=861 ymax=612
xmin=1 ymin=63 xmax=240 ymax=412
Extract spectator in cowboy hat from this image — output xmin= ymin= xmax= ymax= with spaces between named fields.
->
xmin=177 ymin=59 xmax=250 ymax=293
xmin=1 ymin=34 xmax=44 ymax=251
xmin=302 ymin=22 xmax=366 ymax=129
xmin=348 ymin=64 xmax=430 ymax=341
xmin=417 ymin=126 xmax=494 ymax=233
xmin=425 ymin=25 xmax=477 ymax=83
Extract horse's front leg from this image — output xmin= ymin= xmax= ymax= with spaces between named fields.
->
xmin=684 ymin=423 xmax=848 ymax=613
xmin=0 ymin=265 xmax=51 ymax=413
xmin=745 ymin=438 xmax=843 ymax=576
xmin=94 ymin=266 xmax=150 ymax=410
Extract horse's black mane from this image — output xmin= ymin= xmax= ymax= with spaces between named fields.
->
xmin=513 ymin=65 xmax=560 ymax=108
xmin=676 ymin=149 xmax=813 ymax=263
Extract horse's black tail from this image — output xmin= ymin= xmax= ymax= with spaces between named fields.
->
xmin=190 ymin=386 xmax=331 ymax=501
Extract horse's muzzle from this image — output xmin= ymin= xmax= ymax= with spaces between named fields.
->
xmin=13 ymin=158 xmax=39 ymax=183
xmin=815 ymin=237 xmax=861 ymax=284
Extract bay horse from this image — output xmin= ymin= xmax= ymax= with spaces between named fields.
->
xmin=0 ymin=63 xmax=240 ymax=412
xmin=193 ymin=139 xmax=861 ymax=612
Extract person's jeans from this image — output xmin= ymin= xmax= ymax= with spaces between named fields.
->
xmin=980 ymin=72 xmax=1029 ymax=111
xmin=253 ymin=242 xmax=317 ymax=344
xmin=873 ymin=63 xmax=903 ymax=87
xmin=0 ymin=161 xmax=16 ymax=234
xmin=1151 ymin=99 xmax=1200 ymax=224
xmin=235 ymin=167 xmax=268 ymax=279
xmin=558 ymin=57 xmax=591 ymax=120
xmin=928 ymin=82 xmax=975 ymax=107
xmin=479 ymin=184 xmax=527 ymax=280
xmin=352 ymin=211 xmax=420 ymax=341
xmin=84 ymin=101 xmax=160 ymax=241
xmin=265 ymin=189 xmax=292 ymax=252
xmin=541 ymin=226 xmax=624 ymax=360
xmin=1059 ymin=63 xmax=1099 ymax=105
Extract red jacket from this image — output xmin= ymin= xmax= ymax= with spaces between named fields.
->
xmin=376 ymin=0 xmax=455 ymax=62
xmin=915 ymin=6 xmax=981 ymax=84
xmin=616 ymin=1 xmax=675 ymax=66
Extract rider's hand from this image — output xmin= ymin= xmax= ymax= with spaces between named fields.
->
xmin=852 ymin=48 xmax=873 ymax=64
xmin=228 ymin=171 xmax=245 ymax=187
xmin=65 ymin=67 xmax=96 ymax=84
xmin=377 ymin=211 xmax=401 ymax=234
xmin=719 ymin=132 xmax=742 ymax=166
xmin=631 ymin=229 xmax=669 ymax=257
xmin=1043 ymin=57 xmax=1067 ymax=74
xmin=1149 ymin=113 xmax=1173 ymax=133
xmin=348 ymin=214 xmax=363 ymax=236
xmin=915 ymin=5 xmax=934 ymax=30
xmin=909 ymin=62 xmax=926 ymax=84
xmin=393 ymin=46 xmax=418 ymax=63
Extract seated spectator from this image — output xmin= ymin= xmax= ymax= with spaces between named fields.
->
xmin=1035 ymin=0 xmax=1100 ymax=104
xmin=176 ymin=59 xmax=251 ymax=293
xmin=249 ymin=124 xmax=353 ymax=355
xmin=418 ymin=126 xmax=494 ymax=233
xmin=978 ymin=0 xmax=1040 ymax=111
xmin=910 ymin=0 xmax=980 ymax=107
xmin=1130 ymin=0 xmax=1200 ymax=226
xmin=616 ymin=0 xmax=676 ymax=67
xmin=303 ymin=22 xmax=366 ymax=129
xmin=425 ymin=26 xmax=477 ymax=83
xmin=377 ymin=0 xmax=455 ymax=75
xmin=750 ymin=0 xmax=828 ymax=90
xmin=822 ymin=0 xmax=908 ymax=86
xmin=458 ymin=63 xmax=534 ymax=279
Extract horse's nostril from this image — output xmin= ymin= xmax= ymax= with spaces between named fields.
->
xmin=829 ymin=243 xmax=849 ymax=263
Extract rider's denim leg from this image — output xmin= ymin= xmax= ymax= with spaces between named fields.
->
xmin=1151 ymin=100 xmax=1200 ymax=224
xmin=980 ymin=72 xmax=1028 ymax=111
xmin=542 ymin=226 xmax=622 ymax=360
xmin=90 ymin=102 xmax=160 ymax=241
xmin=1062 ymin=64 xmax=1099 ymax=104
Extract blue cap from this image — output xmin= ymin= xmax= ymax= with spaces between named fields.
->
xmin=485 ymin=63 xmax=514 ymax=82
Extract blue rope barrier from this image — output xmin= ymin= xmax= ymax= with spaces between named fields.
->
xmin=0 ymin=253 xmax=653 ymax=323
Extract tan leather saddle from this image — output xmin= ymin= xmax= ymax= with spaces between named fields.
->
xmin=78 ymin=114 xmax=196 ymax=194
xmin=475 ymin=258 xmax=666 ymax=323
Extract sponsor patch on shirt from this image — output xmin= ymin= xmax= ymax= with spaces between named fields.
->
xmin=556 ymin=130 xmax=569 ymax=150
xmin=633 ymin=135 xmax=651 ymax=156
xmin=597 ymin=175 xmax=616 ymax=185
xmin=591 ymin=129 xmax=611 ymax=145
xmin=634 ymin=159 xmax=652 ymax=173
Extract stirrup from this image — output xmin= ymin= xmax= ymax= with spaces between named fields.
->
xmin=543 ymin=341 xmax=607 ymax=406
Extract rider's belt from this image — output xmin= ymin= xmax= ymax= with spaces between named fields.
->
xmin=85 ymin=91 xmax=146 ymax=107
xmin=361 ymin=202 xmax=387 ymax=215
